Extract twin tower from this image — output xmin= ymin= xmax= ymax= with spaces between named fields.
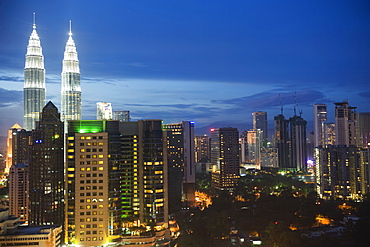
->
xmin=24 ymin=14 xmax=81 ymax=131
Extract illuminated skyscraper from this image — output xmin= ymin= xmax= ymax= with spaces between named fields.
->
xmin=24 ymin=14 xmax=46 ymax=131
xmin=289 ymin=115 xmax=307 ymax=171
xmin=96 ymin=102 xmax=113 ymax=120
xmin=335 ymin=101 xmax=357 ymax=146
xmin=194 ymin=135 xmax=210 ymax=163
xmin=5 ymin=123 xmax=23 ymax=174
xmin=313 ymin=104 xmax=327 ymax=147
xmin=252 ymin=111 xmax=268 ymax=146
xmin=61 ymin=21 xmax=81 ymax=124
xmin=163 ymin=121 xmax=196 ymax=212
xmin=356 ymin=112 xmax=370 ymax=148
xmin=9 ymin=163 xmax=29 ymax=224
xmin=211 ymin=128 xmax=240 ymax=191
xmin=274 ymin=114 xmax=291 ymax=168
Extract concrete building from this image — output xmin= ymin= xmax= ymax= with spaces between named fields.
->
xmin=163 ymin=121 xmax=196 ymax=212
xmin=96 ymin=102 xmax=113 ymax=120
xmin=335 ymin=101 xmax=357 ymax=146
xmin=194 ymin=135 xmax=210 ymax=163
xmin=9 ymin=163 xmax=29 ymax=224
xmin=313 ymin=104 xmax=327 ymax=148
xmin=357 ymin=112 xmax=370 ymax=148
xmin=5 ymin=123 xmax=23 ymax=174
xmin=252 ymin=111 xmax=268 ymax=147
xmin=113 ymin=110 xmax=130 ymax=122
xmin=211 ymin=128 xmax=240 ymax=191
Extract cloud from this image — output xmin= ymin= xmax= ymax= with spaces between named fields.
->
xmin=0 ymin=87 xmax=23 ymax=107
xmin=359 ymin=91 xmax=370 ymax=99
xmin=0 ymin=75 xmax=23 ymax=82
xmin=212 ymin=89 xmax=330 ymax=110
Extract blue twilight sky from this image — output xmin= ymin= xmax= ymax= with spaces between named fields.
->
xmin=1 ymin=0 xmax=370 ymax=136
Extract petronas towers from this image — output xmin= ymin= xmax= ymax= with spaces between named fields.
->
xmin=23 ymin=15 xmax=81 ymax=130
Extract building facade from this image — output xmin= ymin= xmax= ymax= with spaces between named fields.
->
xmin=24 ymin=18 xmax=46 ymax=131
xmin=163 ymin=121 xmax=196 ymax=212
xmin=96 ymin=102 xmax=113 ymax=120
xmin=113 ymin=110 xmax=130 ymax=122
xmin=29 ymin=102 xmax=64 ymax=226
xmin=211 ymin=128 xmax=240 ymax=191
xmin=335 ymin=101 xmax=357 ymax=146
xmin=313 ymin=104 xmax=327 ymax=148
xmin=9 ymin=163 xmax=29 ymax=224
xmin=252 ymin=111 xmax=268 ymax=147
xmin=61 ymin=22 xmax=81 ymax=124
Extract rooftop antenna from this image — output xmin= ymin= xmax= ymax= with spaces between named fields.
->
xmin=279 ymin=94 xmax=283 ymax=115
xmin=33 ymin=12 xmax=36 ymax=29
xmin=69 ymin=20 xmax=72 ymax=36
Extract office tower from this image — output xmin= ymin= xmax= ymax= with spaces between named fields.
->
xmin=11 ymin=129 xmax=32 ymax=166
xmin=24 ymin=15 xmax=46 ymax=131
xmin=260 ymin=147 xmax=278 ymax=168
xmin=66 ymin=120 xmax=122 ymax=245
xmin=211 ymin=128 xmax=240 ymax=191
xmin=61 ymin=21 xmax=81 ymax=124
xmin=96 ymin=102 xmax=113 ymax=120
xmin=9 ymin=163 xmax=29 ymax=223
xmin=113 ymin=110 xmax=130 ymax=122
xmin=163 ymin=121 xmax=196 ymax=212
xmin=246 ymin=129 xmax=263 ymax=167
xmin=323 ymin=122 xmax=336 ymax=146
xmin=252 ymin=111 xmax=268 ymax=146
xmin=313 ymin=104 xmax=327 ymax=147
xmin=5 ymin=124 xmax=22 ymax=174
xmin=335 ymin=101 xmax=357 ymax=146
xmin=239 ymin=131 xmax=247 ymax=163
xmin=289 ymin=115 xmax=307 ymax=171
xmin=119 ymin=120 xmax=169 ymax=245
xmin=315 ymin=146 xmax=369 ymax=200
xmin=357 ymin=112 xmax=370 ymax=148
xmin=194 ymin=135 xmax=210 ymax=163
xmin=274 ymin=114 xmax=291 ymax=169
xmin=29 ymin=102 xmax=64 ymax=226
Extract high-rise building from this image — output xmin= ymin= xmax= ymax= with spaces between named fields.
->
xmin=315 ymin=145 xmax=369 ymax=200
xmin=61 ymin=21 xmax=81 ymax=124
xmin=274 ymin=114 xmax=291 ymax=169
xmin=211 ymin=128 xmax=240 ymax=191
xmin=335 ymin=101 xmax=357 ymax=146
xmin=9 ymin=163 xmax=29 ymax=223
xmin=96 ymin=102 xmax=113 ymax=120
xmin=11 ymin=129 xmax=32 ymax=166
xmin=119 ymin=120 xmax=170 ymax=245
xmin=252 ymin=111 xmax=268 ymax=146
xmin=5 ymin=124 xmax=23 ymax=174
xmin=289 ymin=115 xmax=307 ymax=171
xmin=163 ymin=121 xmax=196 ymax=212
xmin=323 ymin=122 xmax=336 ymax=146
xmin=113 ymin=110 xmax=130 ymax=122
xmin=246 ymin=129 xmax=263 ymax=167
xmin=66 ymin=120 xmax=122 ymax=245
xmin=357 ymin=112 xmax=370 ymax=148
xmin=194 ymin=135 xmax=210 ymax=163
xmin=313 ymin=104 xmax=327 ymax=147
xmin=28 ymin=102 xmax=64 ymax=226
xmin=24 ymin=15 xmax=46 ymax=131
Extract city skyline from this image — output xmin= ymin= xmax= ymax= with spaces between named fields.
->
xmin=1 ymin=0 xmax=370 ymax=136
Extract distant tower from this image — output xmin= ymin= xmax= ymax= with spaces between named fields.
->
xmin=334 ymin=101 xmax=357 ymax=146
xmin=252 ymin=111 xmax=268 ymax=146
xmin=5 ymin=124 xmax=23 ymax=174
xmin=274 ymin=114 xmax=291 ymax=168
xmin=289 ymin=115 xmax=307 ymax=171
xmin=29 ymin=102 xmax=64 ymax=226
xmin=313 ymin=104 xmax=327 ymax=147
xmin=9 ymin=163 xmax=29 ymax=224
xmin=113 ymin=110 xmax=130 ymax=122
xmin=356 ymin=112 xmax=370 ymax=148
xmin=24 ymin=13 xmax=46 ymax=131
xmin=211 ymin=128 xmax=240 ymax=191
xmin=194 ymin=135 xmax=210 ymax=163
xmin=96 ymin=102 xmax=113 ymax=120
xmin=61 ymin=20 xmax=81 ymax=124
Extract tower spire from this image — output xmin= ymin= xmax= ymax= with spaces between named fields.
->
xmin=69 ymin=20 xmax=72 ymax=36
xmin=33 ymin=12 xmax=36 ymax=29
